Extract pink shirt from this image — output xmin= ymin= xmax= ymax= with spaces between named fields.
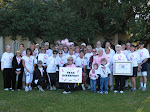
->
xmin=66 ymin=64 xmax=76 ymax=68
xmin=92 ymin=55 xmax=109 ymax=67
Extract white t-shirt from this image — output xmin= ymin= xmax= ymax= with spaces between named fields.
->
xmin=127 ymin=52 xmax=140 ymax=67
xmin=46 ymin=56 xmax=58 ymax=73
xmin=97 ymin=65 xmax=111 ymax=78
xmin=21 ymin=50 xmax=26 ymax=57
xmin=104 ymin=49 xmax=115 ymax=56
xmin=75 ymin=57 xmax=87 ymax=68
xmin=120 ymin=50 xmax=128 ymax=57
xmin=89 ymin=70 xmax=99 ymax=80
xmin=46 ymin=49 xmax=53 ymax=57
xmin=75 ymin=53 xmax=80 ymax=58
xmin=57 ymin=56 xmax=66 ymax=67
xmin=113 ymin=53 xmax=127 ymax=62
xmin=1 ymin=52 xmax=14 ymax=69
xmin=22 ymin=55 xmax=34 ymax=72
xmin=65 ymin=54 xmax=76 ymax=63
xmin=38 ymin=53 xmax=49 ymax=66
xmin=136 ymin=48 xmax=150 ymax=63
xmin=16 ymin=57 xmax=22 ymax=65
xmin=63 ymin=52 xmax=69 ymax=57
xmin=85 ymin=52 xmax=93 ymax=69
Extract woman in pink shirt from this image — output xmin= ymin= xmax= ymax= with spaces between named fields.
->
xmin=92 ymin=48 xmax=109 ymax=92
xmin=63 ymin=57 xmax=76 ymax=94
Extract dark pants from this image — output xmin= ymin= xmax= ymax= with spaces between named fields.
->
xmin=57 ymin=71 xmax=64 ymax=89
xmin=64 ymin=83 xmax=74 ymax=92
xmin=115 ymin=75 xmax=125 ymax=91
xmin=86 ymin=69 xmax=90 ymax=84
xmin=37 ymin=79 xmax=47 ymax=89
xmin=97 ymin=74 xmax=100 ymax=91
xmin=3 ymin=68 xmax=13 ymax=89
xmin=12 ymin=72 xmax=23 ymax=90
xmin=48 ymin=73 xmax=56 ymax=86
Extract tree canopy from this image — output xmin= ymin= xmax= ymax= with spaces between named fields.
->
xmin=0 ymin=0 xmax=149 ymax=44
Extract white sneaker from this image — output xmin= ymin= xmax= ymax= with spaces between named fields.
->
xmin=97 ymin=91 xmax=100 ymax=93
xmin=53 ymin=86 xmax=56 ymax=90
xmin=105 ymin=91 xmax=108 ymax=94
xmin=138 ymin=86 xmax=143 ymax=90
xmin=50 ymin=86 xmax=53 ymax=90
xmin=39 ymin=88 xmax=44 ymax=92
xmin=142 ymin=87 xmax=147 ymax=91
xmin=25 ymin=87 xmax=29 ymax=92
xmin=114 ymin=90 xmax=118 ymax=93
xmin=99 ymin=91 xmax=103 ymax=94
xmin=120 ymin=90 xmax=124 ymax=94
xmin=4 ymin=88 xmax=9 ymax=91
xmin=9 ymin=88 xmax=12 ymax=90
xmin=29 ymin=87 xmax=32 ymax=91
xmin=11 ymin=89 xmax=14 ymax=91
xmin=82 ymin=84 xmax=86 ymax=91
xmin=17 ymin=89 xmax=21 ymax=91
xmin=63 ymin=91 xmax=71 ymax=94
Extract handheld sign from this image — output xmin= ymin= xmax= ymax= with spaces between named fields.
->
xmin=113 ymin=61 xmax=133 ymax=76
xmin=59 ymin=67 xmax=82 ymax=83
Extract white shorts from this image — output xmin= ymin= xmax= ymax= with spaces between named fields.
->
xmin=24 ymin=70 xmax=33 ymax=84
xmin=137 ymin=71 xmax=147 ymax=76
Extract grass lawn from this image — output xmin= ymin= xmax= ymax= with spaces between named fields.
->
xmin=0 ymin=71 xmax=150 ymax=112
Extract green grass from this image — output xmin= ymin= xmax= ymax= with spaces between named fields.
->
xmin=0 ymin=71 xmax=150 ymax=112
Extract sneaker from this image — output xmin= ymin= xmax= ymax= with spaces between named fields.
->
xmin=11 ymin=89 xmax=14 ymax=91
xmin=82 ymin=85 xmax=86 ymax=91
xmin=53 ymin=86 xmax=56 ymax=90
xmin=4 ymin=88 xmax=9 ymax=91
xmin=97 ymin=91 xmax=100 ymax=93
xmin=9 ymin=88 xmax=12 ymax=90
xmin=129 ymin=88 xmax=133 ymax=91
xmin=63 ymin=91 xmax=71 ymax=94
xmin=99 ymin=91 xmax=103 ymax=94
xmin=25 ymin=87 xmax=29 ymax=92
xmin=132 ymin=88 xmax=136 ymax=91
xmin=138 ymin=86 xmax=143 ymax=90
xmin=29 ymin=87 xmax=32 ymax=91
xmin=17 ymin=89 xmax=21 ymax=91
xmin=142 ymin=87 xmax=147 ymax=91
xmin=114 ymin=90 xmax=118 ymax=93
xmin=39 ymin=88 xmax=44 ymax=92
xmin=105 ymin=91 xmax=108 ymax=94
xmin=120 ymin=90 xmax=124 ymax=94
xmin=50 ymin=86 xmax=53 ymax=90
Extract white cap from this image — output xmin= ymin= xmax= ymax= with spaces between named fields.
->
xmin=44 ymin=42 xmax=49 ymax=46
xmin=35 ymin=44 xmax=39 ymax=46
xmin=81 ymin=43 xmax=86 ymax=46
xmin=6 ymin=45 xmax=11 ymax=49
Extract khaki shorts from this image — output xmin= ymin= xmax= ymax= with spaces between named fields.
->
xmin=137 ymin=71 xmax=147 ymax=76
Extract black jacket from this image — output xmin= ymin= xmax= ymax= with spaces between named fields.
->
xmin=12 ymin=56 xmax=24 ymax=73
xmin=35 ymin=66 xmax=47 ymax=82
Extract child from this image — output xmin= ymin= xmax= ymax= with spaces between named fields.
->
xmin=34 ymin=60 xmax=47 ymax=92
xmin=89 ymin=63 xmax=99 ymax=92
xmin=98 ymin=58 xmax=111 ymax=94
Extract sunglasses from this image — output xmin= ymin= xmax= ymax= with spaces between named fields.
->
xmin=93 ymin=51 xmax=96 ymax=52
xmin=68 ymin=60 xmax=73 ymax=61
xmin=59 ymin=53 xmax=63 ymax=54
xmin=41 ymin=49 xmax=45 ymax=50
xmin=53 ymin=53 xmax=57 ymax=54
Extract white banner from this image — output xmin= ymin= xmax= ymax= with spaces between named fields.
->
xmin=113 ymin=61 xmax=133 ymax=76
xmin=59 ymin=67 xmax=82 ymax=83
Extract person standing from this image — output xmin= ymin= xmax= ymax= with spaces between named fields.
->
xmin=137 ymin=42 xmax=150 ymax=91
xmin=45 ymin=42 xmax=53 ymax=57
xmin=1 ymin=45 xmax=14 ymax=91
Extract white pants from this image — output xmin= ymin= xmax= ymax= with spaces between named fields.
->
xmin=22 ymin=72 xmax=26 ymax=82
xmin=24 ymin=70 xmax=33 ymax=84
xmin=137 ymin=71 xmax=147 ymax=76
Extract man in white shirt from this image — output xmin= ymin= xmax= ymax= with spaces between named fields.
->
xmin=1 ymin=45 xmax=14 ymax=91
xmin=44 ymin=42 xmax=53 ymax=57
xmin=95 ymin=41 xmax=104 ymax=53
xmin=137 ymin=42 xmax=150 ymax=91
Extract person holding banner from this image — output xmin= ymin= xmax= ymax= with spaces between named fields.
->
xmin=1 ymin=45 xmax=14 ymax=91
xmin=12 ymin=50 xmax=24 ymax=91
xmin=137 ymin=42 xmax=150 ymax=91
xmin=63 ymin=57 xmax=76 ymax=94
xmin=127 ymin=45 xmax=140 ymax=91
xmin=47 ymin=50 xmax=58 ymax=90
xmin=113 ymin=44 xmax=127 ymax=94
xmin=22 ymin=48 xmax=35 ymax=92
xmin=75 ymin=50 xmax=87 ymax=91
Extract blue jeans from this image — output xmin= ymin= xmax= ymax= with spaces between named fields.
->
xmin=90 ymin=79 xmax=97 ymax=92
xmin=100 ymin=77 xmax=108 ymax=92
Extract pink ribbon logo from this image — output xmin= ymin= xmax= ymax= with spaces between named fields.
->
xmin=9 ymin=56 xmax=12 ymax=60
xmin=60 ymin=59 xmax=64 ymax=65
xmin=118 ymin=55 xmax=122 ymax=60
xmin=130 ymin=55 xmax=134 ymax=61
xmin=81 ymin=61 xmax=84 ymax=66
xmin=140 ymin=52 xmax=143 ymax=57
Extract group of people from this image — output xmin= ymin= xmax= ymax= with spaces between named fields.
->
xmin=1 ymin=40 xmax=150 ymax=94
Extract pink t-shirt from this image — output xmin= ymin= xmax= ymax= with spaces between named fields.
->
xmin=66 ymin=64 xmax=76 ymax=68
xmin=92 ymin=55 xmax=109 ymax=67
